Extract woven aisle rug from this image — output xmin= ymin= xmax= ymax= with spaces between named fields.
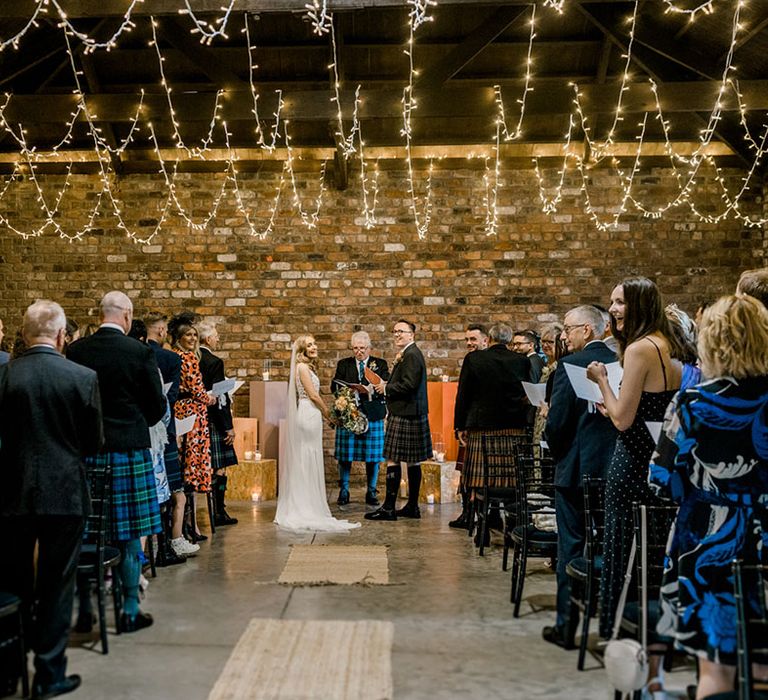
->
xmin=208 ymin=619 xmax=394 ymax=700
xmin=278 ymin=545 xmax=389 ymax=586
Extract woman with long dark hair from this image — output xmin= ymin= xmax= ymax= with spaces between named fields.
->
xmin=587 ymin=277 xmax=683 ymax=699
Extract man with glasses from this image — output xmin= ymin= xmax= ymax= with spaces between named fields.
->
xmin=512 ymin=330 xmax=544 ymax=382
xmin=542 ymin=305 xmax=618 ymax=649
xmin=366 ymin=320 xmax=431 ymax=521
xmin=331 ymin=331 xmax=389 ymax=507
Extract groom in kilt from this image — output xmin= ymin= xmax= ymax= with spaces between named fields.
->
xmin=366 ymin=319 xmax=431 ymax=522
xmin=331 ymin=331 xmax=389 ymax=506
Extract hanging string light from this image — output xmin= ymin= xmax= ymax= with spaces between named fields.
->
xmin=495 ymin=3 xmax=536 ymax=142
xmin=532 ymin=111 xmax=578 ymax=214
xmin=661 ymin=0 xmax=717 ymax=20
xmin=283 ymin=120 xmax=327 ymax=230
xmin=330 ymin=21 xmax=362 ymax=159
xmin=305 ymin=0 xmax=333 ymax=36
xmin=179 ymin=0 xmax=236 ymax=45
xmin=482 ymin=120 xmax=502 ymax=236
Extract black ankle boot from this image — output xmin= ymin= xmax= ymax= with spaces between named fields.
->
xmin=449 ymin=487 xmax=470 ymax=529
xmin=364 ymin=466 xmax=399 ymax=521
xmin=213 ymin=475 xmax=238 ymax=526
xmin=337 ymin=480 xmax=350 ymax=506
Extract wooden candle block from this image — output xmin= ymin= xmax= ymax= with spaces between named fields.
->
xmin=226 ymin=459 xmax=277 ymax=502
xmin=376 ymin=460 xmax=460 ymax=504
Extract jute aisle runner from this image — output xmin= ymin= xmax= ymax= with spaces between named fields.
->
xmin=208 ymin=619 xmax=394 ymax=700
xmin=278 ymin=545 xmax=390 ymax=586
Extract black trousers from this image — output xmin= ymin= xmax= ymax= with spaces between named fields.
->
xmin=0 ymin=515 xmax=84 ymax=688
xmin=554 ymin=487 xmax=585 ymax=632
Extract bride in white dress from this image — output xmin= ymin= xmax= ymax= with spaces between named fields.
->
xmin=274 ymin=335 xmax=360 ymax=531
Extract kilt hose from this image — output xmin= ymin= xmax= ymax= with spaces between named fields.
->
xmin=163 ymin=441 xmax=183 ymax=492
xmin=209 ymin=422 xmax=239 ymax=471
xmin=461 ymin=428 xmax=528 ymax=490
xmin=334 ymin=419 xmax=385 ymax=463
xmin=86 ymin=449 xmax=162 ymax=542
xmin=383 ymin=414 xmax=433 ymax=464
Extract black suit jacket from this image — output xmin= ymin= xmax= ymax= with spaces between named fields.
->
xmin=0 ymin=346 xmax=104 ymax=517
xmin=386 ymin=343 xmax=428 ymax=417
xmin=68 ymin=327 xmax=165 ymax=452
xmin=331 ymin=356 xmax=390 ymax=422
xmin=199 ymin=346 xmax=234 ymax=433
xmin=544 ymin=341 xmax=619 ymax=489
xmin=454 ymin=344 xmax=530 ymax=430
xmin=149 ymin=340 xmax=181 ymax=438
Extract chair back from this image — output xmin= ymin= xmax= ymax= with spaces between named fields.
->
xmin=480 ymin=433 xmax=525 ymax=492
xmin=83 ymin=460 xmax=113 ymax=558
xmin=632 ymin=503 xmax=677 ymax=647
xmin=733 ymin=560 xmax=768 ymax=700
xmin=582 ymin=476 xmax=606 ymax=567
xmin=515 ymin=453 xmax=556 ymax=525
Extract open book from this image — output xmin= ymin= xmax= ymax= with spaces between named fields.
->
xmin=333 ymin=379 xmax=369 ymax=394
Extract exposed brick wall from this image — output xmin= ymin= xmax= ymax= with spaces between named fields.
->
xmin=1 ymin=164 xmax=764 ymax=478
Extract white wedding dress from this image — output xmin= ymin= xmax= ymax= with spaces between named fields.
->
xmin=274 ymin=348 xmax=360 ymax=532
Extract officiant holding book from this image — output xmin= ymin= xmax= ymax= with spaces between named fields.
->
xmin=331 ymin=331 xmax=390 ymax=506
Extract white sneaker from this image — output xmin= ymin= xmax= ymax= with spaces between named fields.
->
xmin=171 ymin=537 xmax=200 ymax=557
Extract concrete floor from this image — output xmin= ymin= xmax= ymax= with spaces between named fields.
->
xmin=47 ymin=493 xmax=693 ymax=700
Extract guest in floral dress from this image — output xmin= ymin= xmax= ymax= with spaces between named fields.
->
xmin=173 ymin=323 xmax=215 ymax=541
xmin=650 ymin=294 xmax=768 ymax=699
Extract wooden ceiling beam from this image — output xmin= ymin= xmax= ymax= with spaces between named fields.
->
xmin=415 ymin=6 xmax=527 ymax=89
xmin=4 ymin=81 xmax=768 ymax=124
xmin=0 ymin=0 xmax=642 ymax=18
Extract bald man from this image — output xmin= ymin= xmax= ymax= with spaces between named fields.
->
xmin=68 ymin=291 xmax=165 ymax=634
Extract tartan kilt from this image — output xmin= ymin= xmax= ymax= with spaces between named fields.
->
xmin=334 ymin=419 xmax=385 ymax=463
xmin=384 ymin=414 xmax=433 ymax=464
xmin=210 ymin=422 xmax=239 ymax=470
xmin=462 ymin=428 xmax=527 ymax=490
xmin=163 ymin=442 xmax=183 ymax=492
xmin=87 ymin=449 xmax=162 ymax=542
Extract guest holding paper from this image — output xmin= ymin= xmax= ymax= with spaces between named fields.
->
xmin=453 ymin=323 xmax=530 ymax=545
xmin=532 ymin=322 xmax=565 ymax=446
xmin=172 ymin=323 xmax=215 ymax=543
xmin=542 ymin=306 xmax=617 ymax=649
xmin=585 ymin=277 xmax=683 ymax=698
xmin=198 ymin=322 xmax=239 ymax=527
xmin=331 ymin=331 xmax=389 ymax=507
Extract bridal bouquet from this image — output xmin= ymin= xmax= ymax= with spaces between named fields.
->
xmin=331 ymin=387 xmax=369 ymax=435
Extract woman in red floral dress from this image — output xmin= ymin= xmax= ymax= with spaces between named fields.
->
xmin=173 ymin=323 xmax=215 ymax=539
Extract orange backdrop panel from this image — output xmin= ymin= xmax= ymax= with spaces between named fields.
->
xmin=427 ymin=382 xmax=458 ymax=461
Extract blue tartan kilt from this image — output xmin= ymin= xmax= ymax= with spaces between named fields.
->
xmin=210 ymin=422 xmax=239 ymax=470
xmin=384 ymin=414 xmax=433 ymax=464
xmin=87 ymin=449 xmax=162 ymax=542
xmin=163 ymin=442 xmax=183 ymax=492
xmin=334 ymin=419 xmax=385 ymax=463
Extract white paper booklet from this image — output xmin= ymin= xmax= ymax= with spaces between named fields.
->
xmin=645 ymin=421 xmax=663 ymax=443
xmin=175 ymin=414 xmax=196 ymax=436
xmin=564 ymin=361 xmax=623 ymax=403
xmin=162 ymin=381 xmax=172 ymax=395
xmin=522 ymin=381 xmax=547 ymax=407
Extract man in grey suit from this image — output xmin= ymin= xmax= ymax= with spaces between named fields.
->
xmin=542 ymin=304 xmax=618 ymax=648
xmin=0 ymin=300 xmax=103 ymax=700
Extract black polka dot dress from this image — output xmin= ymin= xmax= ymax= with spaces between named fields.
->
xmin=599 ymin=388 xmax=677 ymax=638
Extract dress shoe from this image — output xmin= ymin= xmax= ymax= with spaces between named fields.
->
xmin=119 ymin=611 xmax=154 ymax=633
xmin=448 ymin=513 xmax=469 ymax=529
xmin=365 ymin=489 xmax=380 ymax=506
xmin=541 ymin=625 xmax=576 ymax=650
xmin=156 ymin=548 xmax=187 ymax=567
xmin=364 ymin=507 xmax=397 ymax=521
xmin=191 ymin=531 xmax=208 ymax=543
xmin=214 ymin=510 xmax=238 ymax=526
xmin=31 ymin=674 xmax=81 ymax=700
xmin=396 ymin=504 xmax=421 ymax=519
xmin=336 ymin=487 xmax=350 ymax=506
xmin=74 ymin=612 xmax=95 ymax=634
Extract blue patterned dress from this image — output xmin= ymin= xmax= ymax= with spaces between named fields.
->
xmin=650 ymin=376 xmax=768 ymax=664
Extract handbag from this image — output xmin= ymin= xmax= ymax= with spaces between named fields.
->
xmin=603 ymin=510 xmax=649 ymax=695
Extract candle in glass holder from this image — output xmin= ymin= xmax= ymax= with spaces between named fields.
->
xmin=426 ymin=494 xmax=435 ymax=505
xmin=399 ymin=479 xmax=407 ymax=497
xmin=251 ymin=491 xmax=261 ymax=503
xmin=262 ymin=371 xmax=270 ymax=381
xmin=244 ymin=450 xmax=254 ymax=461
xmin=441 ymin=374 xmax=449 ymax=382
xmin=254 ymin=451 xmax=262 ymax=461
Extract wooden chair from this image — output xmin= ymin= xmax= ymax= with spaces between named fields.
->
xmin=565 ymin=476 xmax=606 ymax=671
xmin=78 ymin=460 xmax=123 ymax=654
xmin=0 ymin=591 xmax=29 ymax=698
xmin=509 ymin=452 xmax=557 ymax=617
xmin=732 ymin=561 xmax=768 ymax=700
